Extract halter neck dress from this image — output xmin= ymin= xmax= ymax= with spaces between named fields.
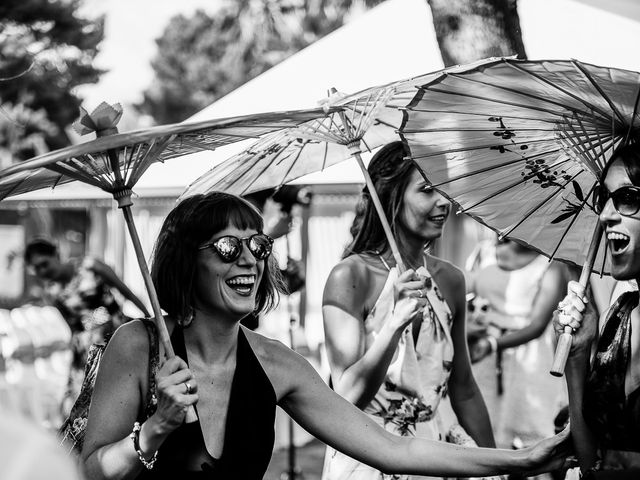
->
xmin=581 ymin=281 xmax=640 ymax=472
xmin=322 ymin=257 xmax=455 ymax=480
xmin=136 ymin=325 xmax=276 ymax=479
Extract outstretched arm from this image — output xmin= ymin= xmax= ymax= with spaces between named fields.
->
xmin=322 ymin=261 xmax=426 ymax=408
xmin=278 ymin=346 xmax=568 ymax=477
xmin=91 ymin=259 xmax=151 ymax=317
xmin=471 ymin=262 xmax=567 ymax=361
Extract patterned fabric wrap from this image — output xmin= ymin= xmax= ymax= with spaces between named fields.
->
xmin=58 ymin=320 xmax=159 ymax=455
xmin=583 ymin=290 xmax=640 ymax=452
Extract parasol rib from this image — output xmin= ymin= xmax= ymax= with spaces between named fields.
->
xmin=409 ymin=136 xmax=564 ymax=160
xmin=457 ymin=157 xmax=577 ymax=212
xmin=0 ymin=170 xmax=47 ymax=200
xmin=625 ymin=84 xmax=640 ymax=144
xmin=560 ymin=115 xmax=610 ymax=171
xmin=128 ymin=135 xmax=176 ymax=187
xmin=506 ymin=61 xmax=615 ymax=120
xmin=502 ymin=170 xmax=584 ymax=239
xmin=320 ymin=140 xmax=329 ymax=172
xmin=446 ymin=70 xmax=614 ymax=120
xmin=572 ymin=61 xmax=626 ymax=124
xmin=402 ymin=127 xmax=585 ymax=134
xmin=217 ymin=135 xmax=290 ymax=192
xmin=427 ymin=147 xmax=564 ymax=187
xmin=548 ymin=182 xmax=598 ymax=260
xmin=45 ymin=162 xmax=106 ymax=190
xmin=403 ymin=107 xmax=561 ymax=125
xmin=572 ymin=114 xmax=610 ymax=166
xmin=423 ymin=84 xmax=604 ymax=122
xmin=240 ymin=139 xmax=307 ymax=195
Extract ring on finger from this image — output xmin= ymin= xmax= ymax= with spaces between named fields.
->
xmin=184 ymin=382 xmax=193 ymax=395
xmin=417 ymin=289 xmax=424 ymax=298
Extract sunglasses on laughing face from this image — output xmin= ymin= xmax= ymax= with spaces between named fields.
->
xmin=595 ymin=185 xmax=640 ymax=217
xmin=199 ymin=233 xmax=274 ymax=263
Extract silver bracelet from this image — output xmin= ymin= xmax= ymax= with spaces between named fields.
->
xmin=129 ymin=421 xmax=158 ymax=470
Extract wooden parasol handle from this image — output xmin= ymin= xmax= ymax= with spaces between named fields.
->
xmin=120 ymin=202 xmax=198 ymax=423
xmin=550 ymin=222 xmax=603 ymax=377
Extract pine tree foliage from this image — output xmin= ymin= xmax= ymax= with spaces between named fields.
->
xmin=139 ymin=0 xmax=384 ymax=124
xmin=0 ymin=0 xmax=104 ymax=163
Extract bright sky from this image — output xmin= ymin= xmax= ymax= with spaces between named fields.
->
xmin=75 ymin=0 xmax=223 ymax=110
xmin=76 ymin=0 xmax=640 ymax=116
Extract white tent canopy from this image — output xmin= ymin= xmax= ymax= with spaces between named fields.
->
xmin=7 ymin=0 xmax=640 ymax=201
xmin=131 ymin=0 xmax=640 ymax=192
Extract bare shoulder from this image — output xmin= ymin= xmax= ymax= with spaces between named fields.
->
xmin=324 ymin=255 xmax=372 ymax=290
xmin=103 ymin=319 xmax=151 ymax=365
xmin=242 ymin=327 xmax=318 ymax=400
xmin=323 ymin=254 xmax=384 ymax=312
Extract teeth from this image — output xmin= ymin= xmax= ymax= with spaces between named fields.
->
xmin=227 ymin=276 xmax=255 ymax=286
xmin=607 ymin=232 xmax=629 ymax=241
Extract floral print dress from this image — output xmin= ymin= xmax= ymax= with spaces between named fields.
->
xmin=322 ymin=261 xmax=455 ymax=480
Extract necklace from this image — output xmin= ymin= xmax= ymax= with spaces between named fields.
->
xmin=376 ymin=250 xmax=427 ymax=272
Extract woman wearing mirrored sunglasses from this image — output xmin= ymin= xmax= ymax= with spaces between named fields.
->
xmin=81 ymin=191 xmax=569 ymax=480
xmin=555 ymin=143 xmax=640 ymax=478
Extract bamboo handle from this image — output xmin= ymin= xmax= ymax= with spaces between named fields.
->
xmin=121 ymin=204 xmax=198 ymax=423
xmin=550 ymin=222 xmax=603 ymax=377
xmin=550 ymin=326 xmax=573 ymax=377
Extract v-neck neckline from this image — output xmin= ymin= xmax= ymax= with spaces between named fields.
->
xmin=174 ymin=325 xmax=243 ymax=463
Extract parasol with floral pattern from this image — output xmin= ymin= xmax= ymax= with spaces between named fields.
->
xmin=399 ymin=57 xmax=640 ymax=375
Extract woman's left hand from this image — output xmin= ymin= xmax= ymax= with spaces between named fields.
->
xmin=520 ymin=427 xmax=575 ymax=475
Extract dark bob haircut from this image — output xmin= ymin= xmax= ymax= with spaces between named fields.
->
xmin=151 ymin=191 xmax=284 ymax=320
xmin=605 ymin=142 xmax=640 ymax=186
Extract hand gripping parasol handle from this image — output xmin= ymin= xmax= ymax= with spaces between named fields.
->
xmin=550 ymin=222 xmax=603 ymax=377
xmin=121 ymin=203 xmax=198 ymax=423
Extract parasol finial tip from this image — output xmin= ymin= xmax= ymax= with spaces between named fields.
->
xmin=72 ymin=102 xmax=123 ymax=138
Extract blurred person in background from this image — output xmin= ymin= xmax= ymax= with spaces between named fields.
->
xmin=24 ymin=237 xmax=149 ymax=411
xmin=0 ymin=412 xmax=83 ymax=480
xmin=466 ymin=237 xmax=570 ymax=456
xmin=242 ymin=186 xmax=308 ymax=330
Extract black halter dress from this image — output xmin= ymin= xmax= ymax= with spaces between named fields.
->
xmin=137 ymin=325 xmax=277 ymax=479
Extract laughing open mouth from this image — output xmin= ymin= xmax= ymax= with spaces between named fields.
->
xmin=608 ymin=231 xmax=630 ymax=254
xmin=226 ymin=275 xmax=256 ymax=294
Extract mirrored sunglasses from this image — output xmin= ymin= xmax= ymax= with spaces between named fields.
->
xmin=595 ymin=185 xmax=640 ymax=217
xmin=199 ymin=233 xmax=274 ymax=263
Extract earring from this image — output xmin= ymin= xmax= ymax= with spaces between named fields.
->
xmin=178 ymin=306 xmax=194 ymax=328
